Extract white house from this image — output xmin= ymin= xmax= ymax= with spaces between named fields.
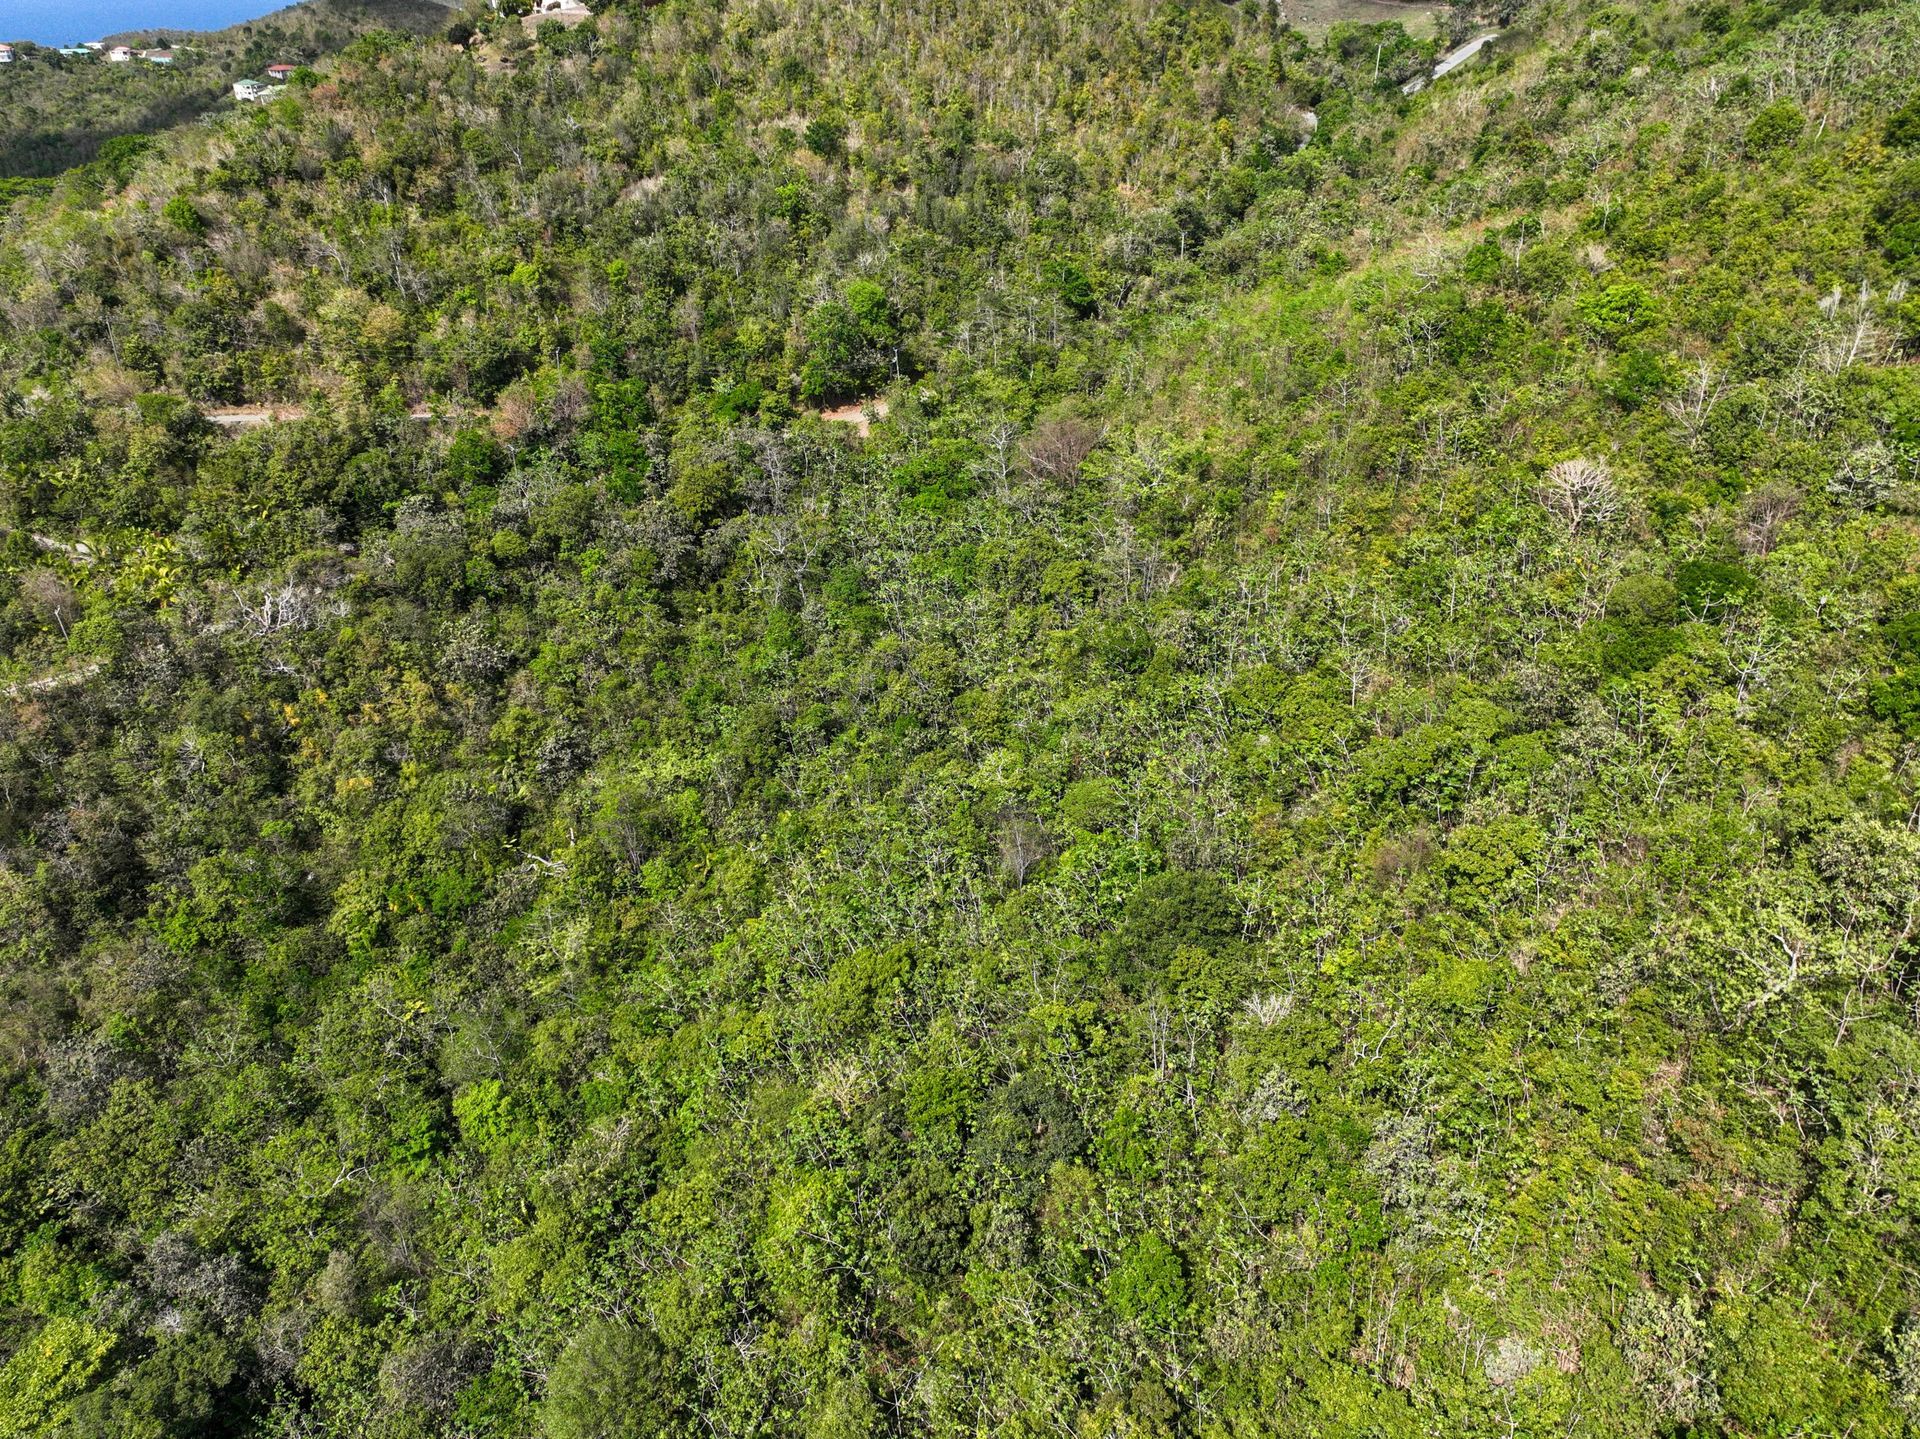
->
xmin=106 ymin=45 xmax=133 ymax=62
xmin=522 ymin=0 xmax=590 ymax=32
xmin=232 ymin=78 xmax=267 ymax=101
xmin=0 ymin=44 xmax=15 ymax=64
xmin=265 ymin=61 xmax=295 ymax=79
xmin=141 ymin=49 xmax=174 ymax=65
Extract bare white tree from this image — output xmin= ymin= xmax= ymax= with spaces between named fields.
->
xmin=1663 ymin=359 xmax=1725 ymax=444
xmin=1538 ymin=458 xmax=1622 ymax=537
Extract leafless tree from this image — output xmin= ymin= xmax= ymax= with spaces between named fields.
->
xmin=19 ymin=568 xmax=76 ymax=638
xmin=1019 ymin=415 xmax=1102 ymax=489
xmin=1737 ymin=481 xmax=1801 ymax=556
xmin=1811 ymin=280 xmax=1890 ymax=375
xmin=978 ymin=420 xmax=1020 ymax=502
xmin=996 ymin=809 xmax=1049 ymax=885
xmin=1537 ymin=457 xmax=1621 ymax=537
xmin=1663 ymin=359 xmax=1725 ymax=444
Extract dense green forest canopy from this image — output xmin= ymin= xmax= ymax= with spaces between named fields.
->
xmin=3 ymin=0 xmax=1920 ymax=1434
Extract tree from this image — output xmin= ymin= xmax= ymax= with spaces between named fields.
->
xmin=1745 ymin=100 xmax=1804 ymax=155
xmin=1106 ymin=1235 xmax=1187 ymax=1328
xmin=1874 ymin=159 xmax=1920 ymax=269
xmin=542 ymin=1322 xmax=680 ymax=1439
xmin=0 ymin=1317 xmax=115 ymax=1437
xmin=1617 ymin=1291 xmax=1717 ymax=1423
xmin=1537 ymin=457 xmax=1621 ymax=536
xmin=797 ymin=280 xmax=898 ymax=402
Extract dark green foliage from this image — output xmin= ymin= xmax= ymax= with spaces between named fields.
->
xmin=802 ymin=113 xmax=847 ymax=159
xmin=2 ymin=1 xmax=1920 ymax=1436
xmin=798 ymin=280 xmax=900 ymax=402
xmin=1047 ymin=257 xmax=1100 ymax=318
xmin=65 ymin=1333 xmax=247 ymax=1439
xmin=1745 ymin=99 xmax=1806 ymax=152
xmin=971 ymin=1074 xmax=1088 ymax=1184
xmin=1675 ymin=557 xmax=1757 ymax=616
xmin=1876 ymin=157 xmax=1920 ymax=267
xmin=1587 ymin=574 xmax=1684 ymax=675
xmin=1604 ymin=346 xmax=1668 ymax=408
xmin=884 ymin=1161 xmax=973 ymax=1277
xmin=1108 ymin=870 xmax=1242 ymax=988
xmin=541 ymin=1322 xmax=680 ymax=1439
xmin=1887 ymin=96 xmax=1920 ymax=148
xmin=161 ymin=195 xmax=206 ymax=236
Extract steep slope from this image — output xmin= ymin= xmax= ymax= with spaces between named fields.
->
xmin=2 ymin=1 xmax=1920 ymax=1436
xmin=0 ymin=0 xmax=456 ymax=183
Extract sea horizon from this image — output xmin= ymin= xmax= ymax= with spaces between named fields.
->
xmin=0 ymin=0 xmax=296 ymax=46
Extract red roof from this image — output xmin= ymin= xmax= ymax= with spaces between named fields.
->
xmin=266 ymin=62 xmax=295 ymax=74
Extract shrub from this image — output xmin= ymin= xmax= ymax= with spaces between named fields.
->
xmin=1576 ymin=282 xmax=1656 ymax=341
xmin=1876 ymin=159 xmax=1920 ymax=268
xmin=542 ymin=1322 xmax=679 ymax=1439
xmin=1106 ymin=1234 xmax=1186 ymax=1327
xmin=1745 ymin=100 xmax=1805 ymax=154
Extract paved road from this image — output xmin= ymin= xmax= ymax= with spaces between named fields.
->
xmin=1403 ymin=31 xmax=1500 ymax=94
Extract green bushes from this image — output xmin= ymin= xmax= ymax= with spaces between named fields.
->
xmin=1107 ymin=870 xmax=1243 ymax=989
xmin=0 ymin=1 xmax=1919 ymax=1436
xmin=541 ymin=1322 xmax=681 ymax=1439
xmin=798 ymin=281 xmax=900 ymax=403
xmin=1875 ymin=158 xmax=1920 ymax=269
xmin=1105 ymin=1234 xmax=1186 ymax=1328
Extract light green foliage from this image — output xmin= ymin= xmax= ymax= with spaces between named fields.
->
xmin=0 ymin=1316 xmax=115 ymax=1438
xmin=0 ymin=0 xmax=1919 ymax=1436
xmin=1617 ymin=1290 xmax=1716 ymax=1423
xmin=1105 ymin=1235 xmax=1187 ymax=1328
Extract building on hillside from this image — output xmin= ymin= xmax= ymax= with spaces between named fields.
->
xmin=106 ymin=45 xmax=134 ymax=62
xmin=265 ymin=62 xmax=295 ymax=79
xmin=141 ymin=49 xmax=175 ymax=64
xmin=0 ymin=44 xmax=14 ymax=64
xmin=59 ymin=45 xmax=94 ymax=57
xmin=523 ymin=0 xmax=591 ymax=32
xmin=232 ymin=78 xmax=267 ymax=101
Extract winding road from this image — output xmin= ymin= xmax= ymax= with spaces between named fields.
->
xmin=1402 ymin=31 xmax=1500 ymax=95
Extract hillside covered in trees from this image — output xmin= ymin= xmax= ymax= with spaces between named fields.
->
xmin=3 ymin=0 xmax=1920 ymax=1434
xmin=0 ymin=0 xmax=454 ymax=184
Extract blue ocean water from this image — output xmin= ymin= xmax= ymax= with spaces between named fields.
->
xmin=1 ymin=0 xmax=290 ymax=45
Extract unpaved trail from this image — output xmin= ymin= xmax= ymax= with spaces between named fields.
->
xmin=3 ymin=662 xmax=103 ymax=700
xmin=204 ymin=405 xmax=308 ymax=429
xmin=1276 ymin=1 xmax=1444 ymax=38
xmin=204 ymin=405 xmax=438 ymax=429
xmin=819 ymin=397 xmax=890 ymax=437
xmin=28 ymin=534 xmax=95 ymax=563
